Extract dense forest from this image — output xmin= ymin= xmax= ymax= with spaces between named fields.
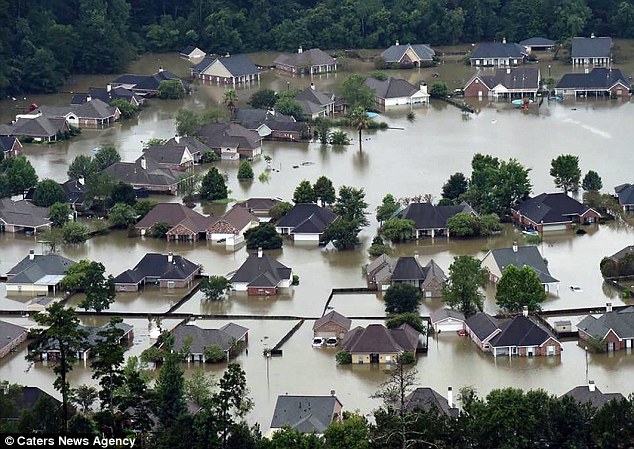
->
xmin=3 ymin=0 xmax=634 ymax=96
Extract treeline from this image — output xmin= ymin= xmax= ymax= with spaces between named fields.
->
xmin=3 ymin=0 xmax=634 ymax=97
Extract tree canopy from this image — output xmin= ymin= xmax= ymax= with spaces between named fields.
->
xmin=495 ymin=264 xmax=547 ymax=312
xmin=442 ymin=255 xmax=488 ymax=317
xmin=384 ymin=283 xmax=420 ymax=314
xmin=550 ymin=154 xmax=581 ymax=193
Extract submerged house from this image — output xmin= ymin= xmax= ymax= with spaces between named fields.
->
xmin=192 ymin=54 xmax=260 ymax=85
xmin=274 ymin=47 xmax=337 ymax=75
xmin=170 ymin=322 xmax=249 ymax=362
xmin=197 ymin=122 xmax=263 ymax=159
xmin=395 ymin=202 xmax=476 ymax=238
xmin=365 ymin=77 xmax=429 ymax=110
xmin=615 ymin=183 xmax=634 ymax=211
xmin=391 ymin=256 xmax=447 ymax=298
xmin=464 ymin=67 xmax=540 ymax=99
xmin=511 ymin=193 xmax=600 ymax=232
xmin=555 ymin=68 xmax=630 ymax=97
xmin=270 ymin=393 xmax=343 ymax=435
xmin=0 ymin=199 xmax=51 ymax=234
xmin=0 ymin=320 xmax=28 ymax=359
xmin=275 ymin=203 xmax=337 ymax=242
xmin=342 ymin=323 xmax=421 ymax=364
xmin=111 ymin=68 xmax=188 ymax=96
xmin=381 ymin=42 xmax=435 ymax=67
xmin=113 ymin=252 xmax=200 ymax=292
xmin=364 ymin=254 xmax=396 ymax=291
xmin=24 ymin=99 xmax=121 ymax=127
xmin=104 ymin=156 xmax=183 ymax=194
xmin=313 ymin=310 xmax=352 ymax=340
xmin=135 ymin=203 xmax=215 ymax=241
xmin=228 ymin=249 xmax=293 ymax=296
xmin=571 ymin=36 xmax=613 ymax=67
xmin=577 ymin=304 xmax=634 ymax=352
xmin=469 ymin=41 xmax=527 ymax=67
xmin=6 ymin=251 xmax=76 ymax=294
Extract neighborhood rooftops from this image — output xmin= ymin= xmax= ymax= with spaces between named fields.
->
xmin=171 ymin=322 xmax=248 ymax=354
xmin=343 ymin=323 xmax=419 ymax=354
xmin=489 ymin=315 xmax=558 ymax=348
xmin=270 ymin=394 xmax=342 ymax=434
xmin=135 ymin=202 xmax=214 ymax=232
xmin=313 ymin=310 xmax=352 ymax=332
xmin=512 ymin=192 xmax=597 ymax=225
xmin=229 ymin=252 xmax=292 ymax=287
xmin=9 ymin=116 xmax=68 ymax=139
xmin=113 ymin=253 xmax=200 ymax=285
xmin=112 ymin=69 xmax=187 ymax=93
xmin=193 ymin=54 xmax=259 ymax=77
xmin=275 ymin=203 xmax=337 ymax=234
xmin=403 ymin=387 xmax=458 ymax=417
xmin=577 ymin=306 xmax=634 ymax=341
xmin=396 ymin=202 xmax=475 ymax=230
xmin=197 ymin=122 xmax=262 ymax=150
xmin=615 ymin=183 xmax=634 ymax=207
xmin=392 ymin=256 xmax=426 ymax=281
xmin=562 ymin=382 xmax=625 ymax=409
xmin=469 ymin=67 xmax=540 ymax=90
xmin=0 ymin=199 xmax=52 ymax=230
xmin=571 ymin=37 xmax=613 ymax=58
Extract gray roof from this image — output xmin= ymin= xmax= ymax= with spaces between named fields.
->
xmin=70 ymin=86 xmax=142 ymax=106
xmin=208 ymin=205 xmax=258 ymax=232
xmin=7 ymin=253 xmax=76 ymax=285
xmin=10 ymin=116 xmax=68 ymax=138
xmin=465 ymin=312 xmax=501 ymax=342
xmin=195 ymin=54 xmax=259 ymax=77
xmin=615 ymin=183 xmax=634 ymax=206
xmin=172 ymin=322 xmax=248 ymax=354
xmin=562 ymin=385 xmax=625 ymax=409
xmin=276 ymin=203 xmax=337 ymax=233
xmin=397 ymin=202 xmax=475 ymax=230
xmin=519 ymin=37 xmax=556 ymax=47
xmin=230 ymin=253 xmax=292 ymax=287
xmin=342 ymin=323 xmax=419 ymax=354
xmin=488 ymin=246 xmax=559 ymax=284
xmin=0 ymin=199 xmax=52 ymax=229
xmin=365 ymin=254 xmax=396 ymax=285
xmin=470 ymin=67 xmax=540 ymax=90
xmin=270 ymin=395 xmax=342 ymax=433
xmin=512 ymin=193 xmax=595 ymax=226
xmin=489 ymin=315 xmax=559 ymax=348
xmin=236 ymin=197 xmax=283 ymax=213
xmin=274 ymin=48 xmax=336 ymax=68
xmin=392 ymin=257 xmax=426 ymax=281
xmin=430 ymin=308 xmax=466 ymax=325
xmin=197 ymin=122 xmax=262 ymax=151
xmin=142 ymin=145 xmax=190 ymax=165
xmin=112 ymin=69 xmax=186 ymax=92
xmin=609 ymin=245 xmax=634 ymax=261
xmin=113 ymin=253 xmax=200 ymax=284
xmin=0 ymin=320 xmax=27 ymax=352
xmin=295 ymin=87 xmax=335 ymax=107
xmin=135 ymin=203 xmax=214 ymax=232
xmin=104 ymin=157 xmax=179 ymax=188
xmin=234 ymin=108 xmax=304 ymax=133
xmin=381 ymin=43 xmax=435 ymax=63
xmin=313 ymin=310 xmax=352 ymax=332
xmin=33 ymin=98 xmax=117 ymax=120
xmin=0 ymin=136 xmax=20 ymax=153
xmin=471 ymin=42 xmax=527 ymax=59
xmin=556 ymin=68 xmax=630 ymax=90
xmin=365 ymin=77 xmax=419 ymax=99
xmin=571 ymin=37 xmax=613 ymax=58
xmin=577 ymin=306 xmax=634 ymax=340
xmin=404 ymin=387 xmax=458 ymax=417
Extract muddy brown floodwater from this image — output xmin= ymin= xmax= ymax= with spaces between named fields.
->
xmin=1 ymin=52 xmax=633 ymax=430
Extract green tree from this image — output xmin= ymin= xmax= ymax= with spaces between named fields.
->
xmin=382 ymin=218 xmax=415 ymax=242
xmin=334 ymin=185 xmax=369 ymax=226
xmin=349 ymin=107 xmax=370 ymax=151
xmin=442 ymin=255 xmax=488 ymax=317
xmin=442 ymin=172 xmax=469 ymax=202
xmin=479 ymin=213 xmax=502 ymax=236
xmin=49 ymin=202 xmax=73 ymax=227
xmin=223 ymin=89 xmax=239 ymax=119
xmin=200 ymin=167 xmax=228 ymax=200
xmin=550 ymin=154 xmax=581 ymax=193
xmin=108 ymin=202 xmax=137 ymax=228
xmin=274 ymin=96 xmax=303 ymax=120
xmin=244 ymin=223 xmax=283 ymax=249
xmin=108 ymin=182 xmax=136 ymax=207
xmin=157 ymin=79 xmax=186 ymax=99
xmin=582 ymin=170 xmax=603 ymax=191
xmin=93 ymin=146 xmax=121 ymax=171
xmin=293 ymin=180 xmax=317 ymax=203
xmin=340 ymin=74 xmax=375 ymax=110
xmin=0 ymin=156 xmax=38 ymax=197
xmin=110 ymin=99 xmax=137 ymax=119
xmin=68 ymin=155 xmax=96 ymax=180
xmin=237 ymin=161 xmax=254 ymax=180
xmin=204 ymin=344 xmax=227 ymax=363
xmin=73 ymin=384 xmax=98 ymax=414
xmin=315 ymin=117 xmax=332 ymax=144
xmin=200 ymin=275 xmax=231 ymax=301
xmin=323 ymin=218 xmax=361 ymax=250
xmin=270 ymin=201 xmax=293 ymax=220
xmin=175 ymin=108 xmax=201 ymax=136
xmin=91 ymin=317 xmax=126 ymax=412
xmin=134 ymin=199 xmax=157 ymax=218
xmin=32 ymin=179 xmax=66 ymax=207
xmin=324 ymin=413 xmax=370 ymax=449
xmin=150 ymin=222 xmax=171 ymax=238
xmin=185 ymin=369 xmax=216 ymax=406
xmin=376 ymin=194 xmax=400 ymax=224
xmin=62 ymin=260 xmax=116 ymax=312
xmin=62 ymin=222 xmax=89 ymax=243
xmin=386 ymin=312 xmax=426 ymax=333
xmin=248 ymin=88 xmax=277 ymax=109
xmin=155 ymin=347 xmax=187 ymax=429
xmin=447 ymin=212 xmax=480 ymax=237
xmin=495 ymin=264 xmax=547 ymax=312
xmin=212 ymin=363 xmax=254 ymax=447
xmin=313 ymin=176 xmax=336 ymax=205
xmin=429 ymin=82 xmax=449 ymax=97
xmin=26 ymin=303 xmax=88 ymax=431
xmin=384 ymin=283 xmax=420 ymax=314
xmin=84 ymin=172 xmax=116 ymax=212
xmin=329 ymin=129 xmax=350 ymax=145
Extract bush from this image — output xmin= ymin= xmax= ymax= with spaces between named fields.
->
xmin=524 ymin=234 xmax=542 ymax=245
xmin=237 ymin=161 xmax=254 ymax=180
xmin=429 ymin=82 xmax=449 ymax=98
xmin=62 ymin=222 xmax=88 ymax=243
xmin=201 ymin=151 xmax=219 ymax=163
xmin=140 ymin=346 xmax=164 ymax=363
xmin=244 ymin=223 xmax=283 ymax=249
xmin=157 ymin=79 xmax=186 ymax=99
xmin=203 ymin=345 xmax=227 ymax=363
xmin=386 ymin=313 xmax=426 ymax=333
xmin=369 ymin=243 xmax=389 ymax=257
xmin=335 ymin=351 xmax=352 ymax=365
xmin=292 ymin=274 xmax=299 ymax=285
xmin=398 ymin=352 xmax=416 ymax=365
xmin=149 ymin=222 xmax=171 ymax=238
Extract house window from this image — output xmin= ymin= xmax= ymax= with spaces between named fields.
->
xmin=167 ymin=281 xmax=175 ymax=289
xmin=511 ymin=347 xmax=518 ymax=355
xmin=547 ymin=345 xmax=556 ymax=356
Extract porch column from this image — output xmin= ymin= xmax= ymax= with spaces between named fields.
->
xmin=431 ymin=229 xmax=435 ymax=238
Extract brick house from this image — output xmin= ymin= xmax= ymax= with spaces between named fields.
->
xmin=469 ymin=41 xmax=527 ymax=67
xmin=364 ymin=254 xmax=396 ymax=291
xmin=577 ymin=304 xmax=634 ymax=351
xmin=391 ymin=256 xmax=447 ymax=298
xmin=135 ymin=203 xmax=215 ymax=241
xmin=313 ymin=310 xmax=352 ymax=340
xmin=229 ymin=249 xmax=293 ymax=296
xmin=381 ymin=42 xmax=435 ymax=67
xmin=113 ymin=252 xmax=200 ymax=292
xmin=0 ymin=320 xmax=28 ymax=359
xmin=512 ymin=193 xmax=601 ymax=232
xmin=342 ymin=323 xmax=421 ymax=364
xmin=555 ymin=68 xmax=630 ymax=97
xmin=464 ymin=67 xmax=540 ymax=99
xmin=0 ymin=136 xmax=22 ymax=158
xmin=170 ymin=321 xmax=249 ymax=362
xmin=274 ymin=47 xmax=337 ymax=75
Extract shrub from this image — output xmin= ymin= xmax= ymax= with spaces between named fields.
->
xmin=398 ymin=352 xmax=416 ymax=365
xmin=203 ymin=345 xmax=227 ymax=363
xmin=140 ymin=346 xmax=164 ymax=363
xmin=335 ymin=351 xmax=352 ymax=365
xmin=237 ymin=161 xmax=254 ymax=180
xmin=149 ymin=222 xmax=171 ymax=238
xmin=292 ymin=275 xmax=299 ymax=285
xmin=62 ymin=222 xmax=88 ymax=243
xmin=201 ymin=151 xmax=219 ymax=163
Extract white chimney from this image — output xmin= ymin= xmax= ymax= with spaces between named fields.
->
xmin=158 ymin=66 xmax=164 ymax=72
xmin=78 ymin=177 xmax=85 ymax=185
xmin=29 ymin=249 xmax=35 ymax=260
xmin=86 ymin=95 xmax=92 ymax=102
xmin=589 ymin=380 xmax=596 ymax=392
xmin=167 ymin=252 xmax=173 ymax=263
xmin=395 ymin=40 xmax=400 ymax=46
xmin=298 ymin=46 xmax=303 ymax=54
xmin=175 ymin=135 xmax=180 ymax=144
xmin=414 ymin=252 xmax=419 ymax=262
xmin=606 ymin=302 xmax=613 ymax=312
xmin=316 ymin=197 xmax=323 ymax=207
xmin=512 ymin=241 xmax=518 ymax=253
xmin=140 ymin=156 xmax=147 ymax=170
xmin=106 ymin=84 xmax=112 ymax=93
xmin=447 ymin=386 xmax=453 ymax=408
xmin=310 ymin=82 xmax=315 ymax=90
xmin=522 ymin=306 xmax=529 ymax=317
xmin=419 ymin=83 xmax=427 ymax=94
xmin=258 ymin=247 xmax=263 ymax=258
xmin=502 ymin=37 xmax=507 ymax=44
xmin=506 ymin=68 xmax=511 ymax=74
xmin=585 ymin=68 xmax=589 ymax=74
xmin=591 ymin=33 xmax=595 ymax=39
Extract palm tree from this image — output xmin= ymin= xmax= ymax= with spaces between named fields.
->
xmin=223 ymin=89 xmax=238 ymax=120
xmin=349 ymin=107 xmax=370 ymax=151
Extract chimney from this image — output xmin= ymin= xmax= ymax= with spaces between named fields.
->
xmin=310 ymin=82 xmax=315 ymax=90
xmin=158 ymin=66 xmax=164 ymax=72
xmin=591 ymin=33 xmax=595 ymax=39
xmin=29 ymin=249 xmax=35 ymax=260
xmin=258 ymin=247 xmax=263 ymax=258
xmin=175 ymin=134 xmax=180 ymax=144
xmin=506 ymin=67 xmax=511 ymax=74
xmin=414 ymin=251 xmax=419 ymax=262
xmin=86 ymin=95 xmax=92 ymax=102
xmin=585 ymin=68 xmax=589 ymax=74
xmin=522 ymin=306 xmax=529 ymax=317
xmin=106 ymin=84 xmax=112 ymax=93
xmin=589 ymin=380 xmax=596 ymax=392
xmin=447 ymin=386 xmax=453 ymax=408
xmin=395 ymin=40 xmax=400 ymax=46
xmin=298 ymin=46 xmax=303 ymax=54
xmin=140 ymin=155 xmax=147 ymax=170
xmin=78 ymin=177 xmax=85 ymax=185
xmin=502 ymin=37 xmax=507 ymax=44
xmin=606 ymin=302 xmax=612 ymax=312
xmin=512 ymin=241 xmax=518 ymax=253
xmin=419 ymin=82 xmax=427 ymax=94
xmin=167 ymin=252 xmax=173 ymax=263
xmin=317 ymin=197 xmax=323 ymax=207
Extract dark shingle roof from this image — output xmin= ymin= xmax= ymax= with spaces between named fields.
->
xmin=519 ymin=37 xmax=556 ymax=47
xmin=488 ymin=246 xmax=558 ymax=284
xmin=172 ymin=322 xmax=247 ymax=353
xmin=0 ymin=199 xmax=51 ymax=229
xmin=275 ymin=48 xmax=335 ymax=68
xmin=135 ymin=203 xmax=214 ymax=232
xmin=198 ymin=54 xmax=259 ymax=77
xmin=471 ymin=42 xmax=527 ymax=59
xmin=270 ymin=395 xmax=341 ymax=433
xmin=0 ymin=320 xmax=27 ymax=352
xmin=472 ymin=67 xmax=540 ymax=90
xmin=397 ymin=202 xmax=475 ymax=229
xmin=197 ymin=122 xmax=262 ymax=150
xmin=489 ymin=315 xmax=558 ymax=347
xmin=71 ymin=87 xmax=141 ymax=106
xmin=313 ymin=310 xmax=352 ymax=331
xmin=562 ymin=385 xmax=625 ymax=409
xmin=0 ymin=136 xmax=20 ymax=152
xmin=142 ymin=145 xmax=191 ymax=165
xmin=180 ymin=45 xmax=197 ymax=55
xmin=556 ymin=68 xmax=630 ymax=90
xmin=230 ymin=253 xmax=292 ymax=286
xmin=577 ymin=306 xmax=634 ymax=340
xmin=365 ymin=77 xmax=418 ymax=99
xmin=342 ymin=323 xmax=419 ymax=353
xmin=571 ymin=37 xmax=613 ymax=58
xmin=104 ymin=158 xmax=179 ymax=188
xmin=208 ymin=205 xmax=258 ymax=233
xmin=404 ymin=387 xmax=458 ymax=417
xmin=392 ymin=257 xmax=427 ymax=281
xmin=236 ymin=197 xmax=283 ymax=213
xmin=112 ymin=70 xmax=186 ymax=92
xmin=113 ymin=253 xmax=199 ymax=284
xmin=295 ymin=87 xmax=334 ymax=107
xmin=430 ymin=308 xmax=466 ymax=324
xmin=381 ymin=43 xmax=435 ymax=63
xmin=465 ymin=312 xmax=501 ymax=341
xmin=615 ymin=183 xmax=634 ymax=206
xmin=10 ymin=116 xmax=67 ymax=138
xmin=609 ymin=245 xmax=634 ymax=261
xmin=7 ymin=254 xmax=76 ymax=284
xmin=276 ymin=203 xmax=337 ymax=233
xmin=233 ymin=108 xmax=303 ymax=133
xmin=513 ymin=193 xmax=595 ymax=225
xmin=61 ymin=179 xmax=85 ymax=205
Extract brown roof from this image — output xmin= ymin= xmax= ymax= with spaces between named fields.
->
xmin=313 ymin=310 xmax=352 ymax=332
xmin=135 ymin=203 xmax=214 ymax=232
xmin=342 ymin=323 xmax=419 ymax=354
